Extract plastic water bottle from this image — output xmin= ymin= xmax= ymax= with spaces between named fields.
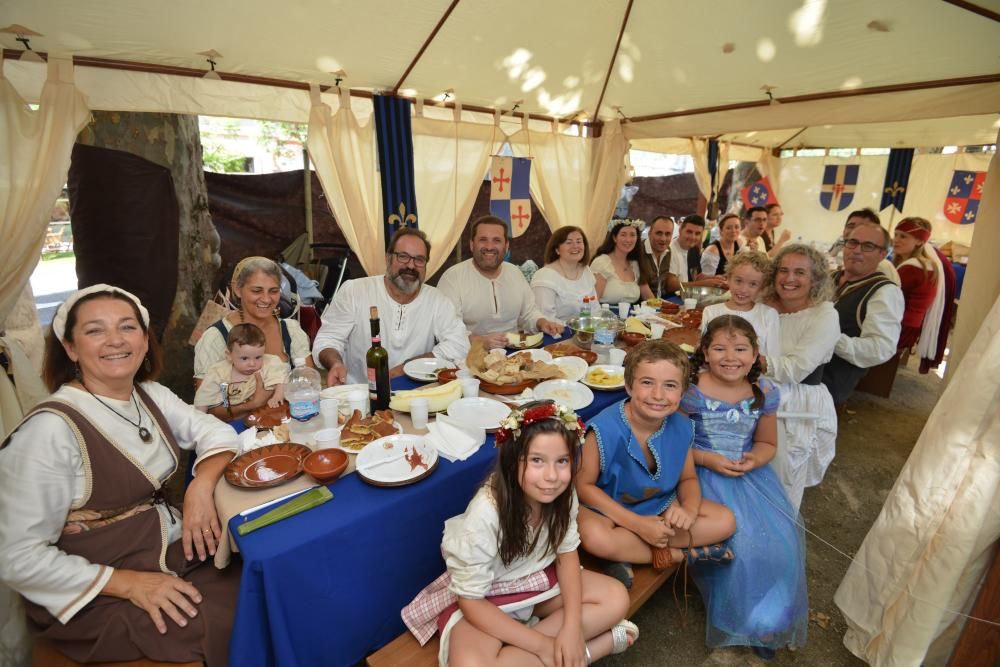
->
xmin=286 ymin=358 xmax=321 ymax=422
xmin=592 ymin=306 xmax=618 ymax=365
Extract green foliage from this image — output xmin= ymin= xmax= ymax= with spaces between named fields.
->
xmin=258 ymin=120 xmax=307 ymax=166
xmin=203 ymin=143 xmax=249 ymax=173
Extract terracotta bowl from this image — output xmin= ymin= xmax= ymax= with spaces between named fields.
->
xmin=303 ymin=448 xmax=349 ymax=484
xmin=435 ymin=368 xmax=458 ymax=382
xmin=619 ymin=331 xmax=649 ymax=348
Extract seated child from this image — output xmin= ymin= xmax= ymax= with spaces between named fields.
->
xmin=576 ymin=340 xmax=737 ymax=589
xmin=701 ymin=250 xmax=781 ymax=359
xmin=193 ymin=322 xmax=286 ymax=419
xmin=682 ymin=315 xmax=808 ymax=659
xmin=403 ymin=401 xmax=638 ymax=666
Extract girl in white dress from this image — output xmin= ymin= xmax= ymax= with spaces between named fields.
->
xmin=701 ymin=251 xmax=781 ymax=358
xmin=405 ymin=402 xmax=637 ymax=666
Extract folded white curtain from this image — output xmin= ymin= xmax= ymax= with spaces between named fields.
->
xmin=509 ymin=120 xmax=630 ymax=246
xmin=757 ymin=150 xmax=782 ymax=200
xmin=411 ymin=114 xmax=502 ymax=277
xmin=307 ymin=85 xmax=384 ymax=276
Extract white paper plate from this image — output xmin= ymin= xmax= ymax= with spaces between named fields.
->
xmin=552 ymin=356 xmax=588 ymax=382
xmin=447 ymin=397 xmax=512 ymax=431
xmin=581 ymin=364 xmax=626 ymax=391
xmin=319 ymin=384 xmax=370 ymax=415
xmin=533 ymin=379 xmax=594 ymax=411
xmin=403 ymin=358 xmax=454 ymax=382
xmin=355 ymin=434 xmax=438 ymax=486
xmin=506 ymin=348 xmax=553 ymax=363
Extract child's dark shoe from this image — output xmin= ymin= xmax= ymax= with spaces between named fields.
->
xmin=752 ymin=646 xmax=777 ymax=660
xmin=604 ymin=561 xmax=634 ymax=589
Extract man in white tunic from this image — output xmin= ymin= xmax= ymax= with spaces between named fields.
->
xmin=827 ymin=209 xmax=901 ymax=285
xmin=665 ymin=215 xmax=727 ymax=293
xmin=437 ymin=216 xmax=563 ymax=349
xmin=313 ymin=228 xmax=470 ymax=385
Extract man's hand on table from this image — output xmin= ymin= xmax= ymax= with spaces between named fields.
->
xmin=477 ymin=332 xmax=511 ymax=350
xmin=537 ymin=318 xmax=564 ymax=338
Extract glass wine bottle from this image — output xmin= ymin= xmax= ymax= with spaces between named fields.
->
xmin=366 ymin=306 xmax=391 ymax=411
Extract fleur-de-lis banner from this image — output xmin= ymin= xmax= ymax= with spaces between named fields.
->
xmin=373 ymin=95 xmax=419 ymax=247
xmin=879 ymin=148 xmax=914 ymax=213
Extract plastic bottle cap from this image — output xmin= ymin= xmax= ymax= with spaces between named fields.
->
xmin=293 ymin=357 xmax=306 ymax=367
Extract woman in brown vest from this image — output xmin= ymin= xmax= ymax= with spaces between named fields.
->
xmin=0 ymin=285 xmax=240 ymax=664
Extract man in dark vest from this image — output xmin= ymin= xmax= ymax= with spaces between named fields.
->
xmin=822 ymin=222 xmax=904 ymax=405
xmin=639 ymin=215 xmax=674 ymax=298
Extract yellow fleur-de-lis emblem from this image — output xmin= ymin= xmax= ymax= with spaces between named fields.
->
xmin=883 ymin=180 xmax=905 ymax=197
xmin=387 ymin=202 xmax=417 ymax=228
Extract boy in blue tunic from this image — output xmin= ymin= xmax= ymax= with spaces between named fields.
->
xmin=576 ymin=340 xmax=737 ymax=588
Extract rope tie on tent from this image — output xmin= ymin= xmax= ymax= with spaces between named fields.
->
xmin=740 ymin=473 xmax=1000 ymax=629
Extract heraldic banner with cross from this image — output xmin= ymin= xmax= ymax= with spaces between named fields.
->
xmin=489 ymin=156 xmax=532 ymax=238
xmin=943 ymin=169 xmax=986 ymax=225
xmin=819 ymin=164 xmax=860 ymax=212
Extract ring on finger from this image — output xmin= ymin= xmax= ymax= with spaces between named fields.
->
xmin=201 ymin=528 xmax=212 ymax=534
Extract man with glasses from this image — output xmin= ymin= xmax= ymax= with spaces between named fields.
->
xmin=828 ymin=209 xmax=900 ymax=284
xmin=437 ymin=215 xmax=562 ymax=349
xmin=313 ymin=228 xmax=469 ymax=385
xmin=741 ymin=206 xmax=769 ymax=253
xmin=822 ymin=223 xmax=904 ymax=406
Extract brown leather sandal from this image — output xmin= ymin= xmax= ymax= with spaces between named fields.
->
xmin=651 ymin=544 xmax=674 ymax=570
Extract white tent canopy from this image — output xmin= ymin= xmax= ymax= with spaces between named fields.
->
xmin=2 ymin=0 xmax=998 ymax=148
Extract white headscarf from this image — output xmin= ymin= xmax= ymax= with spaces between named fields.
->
xmin=51 ymin=284 xmax=150 ymax=343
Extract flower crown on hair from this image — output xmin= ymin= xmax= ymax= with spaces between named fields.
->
xmin=494 ymin=401 xmax=586 ymax=447
xmin=609 ymin=218 xmax=646 ymax=233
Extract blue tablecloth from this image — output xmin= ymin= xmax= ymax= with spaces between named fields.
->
xmin=229 ymin=329 xmax=625 ymax=666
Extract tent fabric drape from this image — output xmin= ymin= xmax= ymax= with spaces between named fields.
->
xmin=757 ymin=151 xmax=781 ymax=201
xmin=510 ymin=120 xmax=630 ymax=246
xmin=834 ymin=293 xmax=1000 ymax=666
xmin=411 ymin=116 xmax=501 ymax=277
xmin=307 ymin=86 xmax=384 ymax=276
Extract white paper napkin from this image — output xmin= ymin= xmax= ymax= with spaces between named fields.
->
xmin=427 ymin=414 xmax=486 ymax=462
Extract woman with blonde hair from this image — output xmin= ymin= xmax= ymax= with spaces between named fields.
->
xmin=891 ymin=217 xmax=943 ymax=352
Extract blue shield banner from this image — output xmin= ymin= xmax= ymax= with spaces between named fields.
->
xmin=489 ymin=156 xmax=532 ymax=238
xmin=819 ymin=164 xmax=859 ymax=211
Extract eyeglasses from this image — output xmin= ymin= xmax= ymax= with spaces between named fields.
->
xmin=390 ymin=251 xmax=428 ymax=267
xmin=844 ymin=239 xmax=885 ymax=253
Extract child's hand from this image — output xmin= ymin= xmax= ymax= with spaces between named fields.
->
xmin=554 ymin=623 xmax=587 ymax=667
xmin=664 ymin=504 xmax=695 ymax=532
xmin=250 ymin=373 xmax=269 ymax=408
xmin=535 ymin=635 xmax=558 ymax=667
xmin=701 ymin=452 xmax=744 ymax=477
xmin=635 ymin=514 xmax=673 ymax=547
xmin=266 ymin=396 xmax=280 ymax=409
xmin=735 ymin=453 xmax=758 ymax=472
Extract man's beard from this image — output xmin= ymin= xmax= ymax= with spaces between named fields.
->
xmin=473 ymin=249 xmax=503 ymax=272
xmin=389 ymin=268 xmax=422 ymax=294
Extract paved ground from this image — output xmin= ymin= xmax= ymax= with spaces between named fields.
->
xmin=29 ymin=255 xmax=78 ymax=326
xmin=603 ymin=359 xmax=942 ymax=666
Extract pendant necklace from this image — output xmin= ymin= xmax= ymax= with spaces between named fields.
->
xmin=81 ymin=384 xmax=154 ymax=443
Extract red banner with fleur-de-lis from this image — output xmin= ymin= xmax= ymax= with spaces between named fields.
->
xmin=489 ymin=156 xmax=532 ymax=238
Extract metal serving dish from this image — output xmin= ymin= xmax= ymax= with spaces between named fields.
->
xmin=680 ymin=285 xmax=728 ymax=308
xmin=565 ymin=313 xmax=624 ymax=350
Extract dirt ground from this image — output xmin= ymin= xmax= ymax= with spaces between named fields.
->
xmin=604 ymin=357 xmax=943 ymax=666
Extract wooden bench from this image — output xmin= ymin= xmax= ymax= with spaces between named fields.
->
xmin=365 ymin=561 xmax=678 ymax=667
xmin=32 ymin=640 xmax=202 ymax=667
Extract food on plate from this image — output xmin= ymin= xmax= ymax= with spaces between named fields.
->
xmin=467 ymin=343 xmax=563 ymax=385
xmin=339 ymin=409 xmax=398 ymax=451
xmin=645 ymin=298 xmax=664 ymax=308
xmin=659 ymin=301 xmax=681 ymax=314
xmin=506 ymin=331 xmax=544 ymax=348
xmin=624 ymin=317 xmax=651 ymax=336
xmin=585 ymin=367 xmax=623 ymax=387
xmin=269 ymin=423 xmax=290 ymax=443
xmin=545 ymin=343 xmax=598 ymax=365
xmin=434 ymin=367 xmax=459 ymax=382
xmin=389 ymin=379 xmax=462 ymax=412
xmin=404 ymin=446 xmax=429 ymax=471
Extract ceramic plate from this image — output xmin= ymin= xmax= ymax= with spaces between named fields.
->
xmin=552 ymin=356 xmax=588 ymax=382
xmin=447 ymin=397 xmax=512 ymax=431
xmin=506 ymin=348 xmax=553 ymax=363
xmin=403 ymin=358 xmax=454 ymax=382
xmin=506 ymin=332 xmax=545 ymax=349
xmin=581 ymin=364 xmax=626 ymax=391
xmin=224 ymin=443 xmax=311 ymax=488
xmin=355 ymin=434 xmax=439 ymax=486
xmin=533 ymin=379 xmax=594 ymax=411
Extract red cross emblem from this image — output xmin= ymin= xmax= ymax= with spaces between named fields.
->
xmin=512 ymin=205 xmax=530 ymax=231
xmin=492 ymin=167 xmax=510 ymax=193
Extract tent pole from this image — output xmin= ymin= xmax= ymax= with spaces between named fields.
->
xmin=303 ymin=148 xmax=313 ymax=262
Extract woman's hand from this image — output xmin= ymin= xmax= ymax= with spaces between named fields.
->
xmin=664 ymin=504 xmax=695 ymax=532
xmin=554 ymin=622 xmax=587 ymax=667
xmin=182 ymin=477 xmax=222 ymax=561
xmin=634 ymin=514 xmax=672 ymax=547
xmin=104 ymin=569 xmax=202 ymax=634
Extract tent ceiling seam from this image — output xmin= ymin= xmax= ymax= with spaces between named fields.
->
xmin=593 ymin=0 xmax=634 ymax=120
xmin=941 ymin=0 xmax=1000 ymax=23
xmin=391 ymin=0 xmax=461 ymax=95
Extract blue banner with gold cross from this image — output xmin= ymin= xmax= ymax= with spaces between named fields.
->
xmin=373 ymin=95 xmax=419 ymax=247
xmin=489 ymin=156 xmax=532 ymax=238
xmin=819 ymin=164 xmax=859 ymax=211
xmin=879 ymin=148 xmax=913 ymax=213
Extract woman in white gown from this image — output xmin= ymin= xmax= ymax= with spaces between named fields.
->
xmin=760 ymin=245 xmax=839 ymax=510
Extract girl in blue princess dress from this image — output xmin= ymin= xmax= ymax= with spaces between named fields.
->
xmin=681 ymin=315 xmax=808 ymax=659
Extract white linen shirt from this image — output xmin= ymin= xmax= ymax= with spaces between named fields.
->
xmin=436 ymin=260 xmax=545 ymax=335
xmin=701 ymin=302 xmax=782 ymax=359
xmin=834 ymin=282 xmax=905 ymax=368
xmin=193 ymin=317 xmax=310 ymax=379
xmin=668 ymin=238 xmax=689 ymax=279
xmin=312 ymin=276 xmax=470 ymax=385
xmin=530 ymin=265 xmax=598 ymax=325
xmin=0 ymin=383 xmax=237 ymax=624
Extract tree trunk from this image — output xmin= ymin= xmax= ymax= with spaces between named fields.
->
xmin=76 ymin=112 xmax=220 ymax=401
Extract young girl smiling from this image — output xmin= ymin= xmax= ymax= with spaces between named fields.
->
xmin=701 ymin=251 xmax=780 ymax=359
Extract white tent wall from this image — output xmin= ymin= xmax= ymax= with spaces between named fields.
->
xmin=771 ymin=152 xmax=992 ymax=248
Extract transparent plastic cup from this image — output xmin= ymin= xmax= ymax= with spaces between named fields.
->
xmin=409 ymin=397 xmax=430 ymax=430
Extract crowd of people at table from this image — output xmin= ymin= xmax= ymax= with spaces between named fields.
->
xmin=0 ymin=204 xmax=955 ymax=665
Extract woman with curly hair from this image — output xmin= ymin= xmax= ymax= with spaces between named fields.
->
xmin=760 ymin=244 xmax=839 ymax=510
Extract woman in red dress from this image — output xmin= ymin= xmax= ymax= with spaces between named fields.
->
xmin=891 ymin=218 xmax=938 ymax=351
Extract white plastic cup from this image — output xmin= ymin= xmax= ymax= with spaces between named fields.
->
xmin=650 ymin=323 xmax=665 ymax=340
xmin=409 ymin=397 xmax=430 ymax=430
xmin=618 ymin=302 xmax=630 ymax=319
xmin=347 ymin=390 xmax=368 ymax=418
xmin=683 ymin=298 xmax=698 ymax=311
xmin=609 ymin=348 xmax=627 ymax=366
xmin=315 ymin=427 xmax=341 ymax=449
xmin=460 ymin=378 xmax=481 ymax=398
xmin=320 ymin=398 xmax=339 ymax=427
xmin=456 ymin=369 xmax=473 ymax=379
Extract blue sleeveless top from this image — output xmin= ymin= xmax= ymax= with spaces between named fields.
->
xmin=586 ymin=401 xmax=694 ymax=516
